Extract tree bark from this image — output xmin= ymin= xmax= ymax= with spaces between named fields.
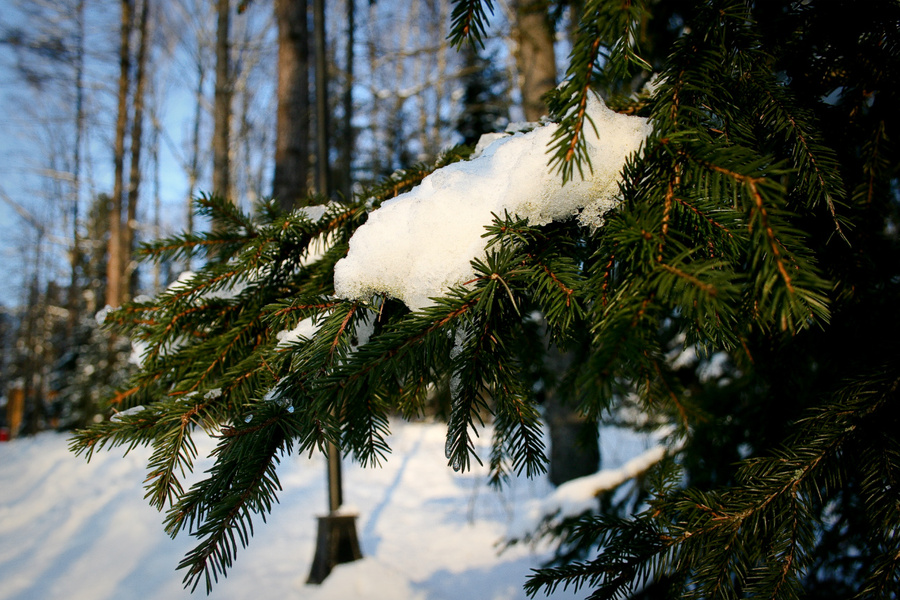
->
xmin=68 ymin=0 xmax=86 ymax=329
xmin=186 ymin=60 xmax=204 ymax=270
xmin=272 ymin=0 xmax=310 ymax=210
xmin=428 ymin=0 xmax=450 ymax=158
xmin=212 ymin=0 xmax=231 ymax=200
xmin=512 ymin=0 xmax=556 ymax=121
xmin=122 ymin=0 xmax=150 ymax=302
xmin=105 ymin=0 xmax=132 ymax=308
xmin=543 ymin=338 xmax=601 ymax=487
xmin=338 ymin=0 xmax=355 ymax=202
xmin=313 ymin=0 xmax=329 ymax=197
xmin=387 ymin=0 xmax=415 ymax=171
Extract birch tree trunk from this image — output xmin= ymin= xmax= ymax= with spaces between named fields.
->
xmin=428 ymin=0 xmax=450 ymax=158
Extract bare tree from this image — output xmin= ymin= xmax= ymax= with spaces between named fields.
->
xmin=161 ymin=0 xmax=216 ymax=265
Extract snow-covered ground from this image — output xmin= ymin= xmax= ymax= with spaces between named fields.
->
xmin=0 ymin=420 xmax=655 ymax=600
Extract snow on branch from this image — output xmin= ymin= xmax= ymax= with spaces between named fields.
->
xmin=334 ymin=94 xmax=651 ymax=311
xmin=507 ymin=444 xmax=667 ymax=542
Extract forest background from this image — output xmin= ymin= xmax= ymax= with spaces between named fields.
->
xmin=0 ymin=0 xmax=559 ymax=435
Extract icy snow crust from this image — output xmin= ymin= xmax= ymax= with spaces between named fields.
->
xmin=334 ymin=94 xmax=651 ymax=311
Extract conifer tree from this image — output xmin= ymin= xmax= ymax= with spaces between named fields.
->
xmin=72 ymin=0 xmax=900 ymax=597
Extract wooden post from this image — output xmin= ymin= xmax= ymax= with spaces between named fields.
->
xmin=6 ymin=385 xmax=24 ymax=438
xmin=327 ymin=439 xmax=343 ymax=512
xmin=307 ymin=441 xmax=363 ymax=584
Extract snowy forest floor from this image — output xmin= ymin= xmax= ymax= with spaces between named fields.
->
xmin=0 ymin=419 xmax=652 ymax=600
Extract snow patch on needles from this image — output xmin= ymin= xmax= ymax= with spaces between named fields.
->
xmin=334 ymin=94 xmax=651 ymax=311
xmin=275 ymin=317 xmax=322 ymax=348
xmin=110 ymin=404 xmax=146 ymax=423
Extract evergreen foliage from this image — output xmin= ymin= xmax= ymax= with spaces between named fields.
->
xmin=71 ymin=0 xmax=899 ymax=597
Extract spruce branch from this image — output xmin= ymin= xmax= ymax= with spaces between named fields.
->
xmin=170 ymin=418 xmax=290 ymax=593
xmin=546 ymin=0 xmax=649 ymax=181
xmin=743 ymin=74 xmax=847 ymax=234
xmin=448 ymin=0 xmax=494 ymax=49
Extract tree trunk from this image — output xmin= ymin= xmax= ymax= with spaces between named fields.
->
xmin=512 ymin=0 xmax=556 ymax=121
xmin=313 ymin=0 xmax=329 ymax=197
xmin=122 ymin=0 xmax=150 ymax=302
xmin=212 ymin=0 xmax=231 ymax=200
xmin=150 ymin=97 xmax=161 ymax=292
xmin=387 ymin=0 xmax=415 ymax=171
xmin=68 ymin=0 xmax=86 ymax=329
xmin=543 ymin=338 xmax=601 ymax=487
xmin=364 ymin=2 xmax=383 ymax=177
xmin=105 ymin=0 xmax=133 ymax=308
xmin=272 ymin=0 xmax=310 ymax=211
xmin=513 ymin=2 xmax=599 ymax=485
xmin=186 ymin=60 xmax=204 ymax=270
xmin=338 ymin=0 xmax=355 ymax=202
xmin=428 ymin=0 xmax=450 ymax=158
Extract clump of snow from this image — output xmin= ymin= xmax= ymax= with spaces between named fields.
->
xmin=351 ymin=310 xmax=376 ymax=350
xmin=666 ymin=336 xmax=733 ymax=383
xmin=129 ymin=339 xmax=149 ymax=366
xmin=95 ymin=305 xmax=114 ymax=326
xmin=447 ymin=327 xmax=470 ymax=419
xmin=639 ymin=73 xmax=663 ymax=98
xmin=294 ymin=203 xmax=332 ymax=223
xmin=334 ymin=94 xmax=651 ymax=310
xmin=110 ymin=405 xmax=146 ymax=423
xmin=165 ymin=269 xmax=256 ymax=302
xmin=167 ymin=270 xmax=196 ymax=292
xmin=667 ymin=344 xmax=699 ymax=370
xmin=276 ymin=317 xmax=322 ymax=348
xmin=275 ymin=309 xmax=375 ymax=351
xmin=291 ymin=204 xmax=339 ymax=268
xmin=297 ymin=232 xmax=333 ymax=268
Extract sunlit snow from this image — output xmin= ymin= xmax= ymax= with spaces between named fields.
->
xmin=334 ymin=94 xmax=651 ymax=311
xmin=0 ymin=421 xmax=661 ymax=600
